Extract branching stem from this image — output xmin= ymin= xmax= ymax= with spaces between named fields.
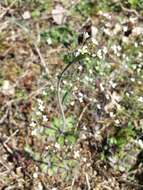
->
xmin=57 ymin=62 xmax=73 ymax=133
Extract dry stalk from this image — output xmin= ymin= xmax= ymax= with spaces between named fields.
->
xmin=0 ymin=0 xmax=17 ymax=19
xmin=57 ymin=62 xmax=73 ymax=133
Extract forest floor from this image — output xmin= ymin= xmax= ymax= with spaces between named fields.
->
xmin=0 ymin=0 xmax=143 ymax=189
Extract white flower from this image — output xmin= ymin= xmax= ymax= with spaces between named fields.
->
xmin=91 ymin=26 xmax=98 ymax=38
xmin=109 ymin=81 xmax=117 ymax=88
xmin=111 ymin=44 xmax=118 ymax=54
xmin=131 ymin=78 xmax=135 ymax=82
xmin=126 ymin=92 xmax=130 ymax=97
xmin=63 ymin=80 xmax=68 ymax=85
xmin=103 ymin=28 xmax=112 ymax=36
xmin=79 ymin=97 xmax=83 ymax=103
xmin=113 ymin=23 xmax=122 ymax=34
xmin=129 ymin=17 xmax=137 ymax=23
xmin=78 ymin=92 xmax=84 ymax=97
xmin=47 ymin=37 xmax=52 ymax=45
xmin=50 ymin=86 xmax=54 ymax=91
xmin=78 ymin=65 xmax=83 ymax=71
xmin=70 ymin=101 xmax=75 ymax=106
xmin=37 ymin=99 xmax=43 ymax=105
xmin=137 ymin=139 xmax=143 ymax=149
xmin=30 ymin=121 xmax=37 ymax=127
xmin=132 ymin=65 xmax=137 ymax=70
xmin=122 ymin=36 xmax=129 ymax=44
xmin=82 ymin=157 xmax=87 ymax=162
xmin=37 ymin=182 xmax=43 ymax=190
xmin=103 ymin=46 xmax=108 ymax=54
xmin=83 ymin=125 xmax=87 ymax=130
xmin=138 ymin=52 xmax=142 ymax=58
xmin=42 ymin=90 xmax=47 ymax=96
xmin=80 ymin=133 xmax=86 ymax=139
xmin=97 ymin=49 xmax=102 ymax=59
xmin=115 ymin=119 xmax=120 ymax=124
xmin=94 ymin=131 xmax=102 ymax=141
xmin=92 ymin=53 xmax=96 ymax=57
xmin=138 ymin=97 xmax=143 ymax=103
xmin=85 ymin=76 xmax=90 ymax=81
xmin=73 ymin=86 xmax=78 ymax=91
xmin=102 ymin=13 xmax=112 ymax=19
xmin=55 ymin=143 xmax=60 ymax=150
xmin=84 ymin=32 xmax=90 ymax=39
xmin=33 ymin=172 xmax=38 ymax=178
xmin=36 ymin=110 xmax=42 ymax=115
xmin=75 ymin=50 xmax=80 ymax=57
xmin=74 ymin=150 xmax=80 ymax=158
xmin=81 ymin=45 xmax=88 ymax=54
xmin=135 ymin=42 xmax=138 ymax=47
xmin=117 ymin=45 xmax=121 ymax=51
xmin=109 ymin=112 xmax=115 ymax=118
xmin=97 ymin=104 xmax=101 ymax=109
xmin=31 ymin=128 xmax=38 ymax=136
xmin=123 ymin=26 xmax=128 ymax=32
xmin=99 ymin=83 xmax=104 ymax=91
xmin=43 ymin=115 xmax=48 ymax=122
xmin=39 ymin=104 xmax=45 ymax=112
xmin=91 ymin=37 xmax=98 ymax=45
xmin=132 ymin=27 xmax=143 ymax=36
xmin=108 ymin=156 xmax=117 ymax=164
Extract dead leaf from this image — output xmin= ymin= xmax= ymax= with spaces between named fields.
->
xmin=19 ymin=72 xmax=36 ymax=92
xmin=52 ymin=4 xmax=66 ymax=25
xmin=1 ymin=80 xmax=15 ymax=96
xmin=104 ymin=91 xmax=122 ymax=112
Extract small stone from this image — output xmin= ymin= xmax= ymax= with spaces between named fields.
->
xmin=33 ymin=172 xmax=38 ymax=179
xmin=22 ymin=11 xmax=31 ymax=19
xmin=1 ymin=80 xmax=15 ymax=96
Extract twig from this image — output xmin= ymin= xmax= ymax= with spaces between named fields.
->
xmin=0 ymin=108 xmax=9 ymax=125
xmin=120 ymin=3 xmax=143 ymax=20
xmin=76 ymin=103 xmax=90 ymax=130
xmin=118 ymin=178 xmax=143 ymax=188
xmin=11 ymin=20 xmax=49 ymax=75
xmin=0 ymin=139 xmax=13 ymax=155
xmin=70 ymin=175 xmax=76 ymax=190
xmin=0 ymin=160 xmax=10 ymax=171
xmin=34 ymin=44 xmax=49 ymax=75
xmin=0 ymin=20 xmax=9 ymax=32
xmin=3 ymin=129 xmax=19 ymax=145
xmin=85 ymin=173 xmax=91 ymax=190
xmin=57 ymin=62 xmax=73 ymax=133
xmin=0 ymin=0 xmax=17 ymax=20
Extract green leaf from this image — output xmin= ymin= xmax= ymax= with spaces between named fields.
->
xmin=51 ymin=117 xmax=61 ymax=129
xmin=57 ymin=136 xmax=65 ymax=146
xmin=65 ymin=116 xmax=75 ymax=131
xmin=109 ymin=137 xmax=117 ymax=145
xmin=66 ymin=159 xmax=77 ymax=167
xmin=24 ymin=144 xmax=33 ymax=154
xmin=51 ymin=155 xmax=59 ymax=163
xmin=40 ymin=164 xmax=48 ymax=173
xmin=31 ymin=10 xmax=40 ymax=18
xmin=44 ymin=128 xmax=56 ymax=137
xmin=33 ymin=152 xmax=41 ymax=160
xmin=66 ymin=135 xmax=76 ymax=145
xmin=48 ymin=166 xmax=58 ymax=176
xmin=41 ymin=25 xmax=77 ymax=47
